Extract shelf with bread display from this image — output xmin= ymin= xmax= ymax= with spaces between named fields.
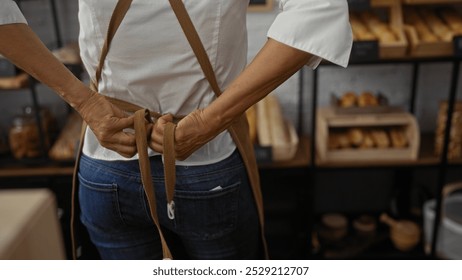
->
xmin=301 ymin=0 xmax=462 ymax=260
xmin=349 ymin=0 xmax=462 ymax=61
xmin=349 ymin=0 xmax=407 ymax=61
xmin=312 ymin=90 xmax=446 ymax=167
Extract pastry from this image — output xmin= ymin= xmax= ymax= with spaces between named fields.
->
xmin=420 ymin=8 xmax=454 ymax=42
xmin=348 ymin=128 xmax=364 ymax=148
xmin=358 ymin=91 xmax=378 ymax=107
xmin=340 ymin=92 xmax=357 ymax=108
xmin=337 ymin=132 xmax=351 ymax=149
xmin=390 ymin=128 xmax=408 ymax=148
xmin=359 ymin=131 xmax=375 ymax=149
xmin=370 ymin=129 xmax=390 ymax=148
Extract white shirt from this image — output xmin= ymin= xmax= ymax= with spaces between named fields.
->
xmin=1 ymin=0 xmax=352 ymax=165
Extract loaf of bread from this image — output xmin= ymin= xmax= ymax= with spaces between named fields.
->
xmin=265 ymin=94 xmax=289 ymax=148
xmin=340 ymin=92 xmax=357 ymax=108
xmin=360 ymin=11 xmax=397 ymax=43
xmin=49 ymin=112 xmax=83 ymax=160
xmin=350 ymin=12 xmax=376 ymax=41
xmin=420 ymin=8 xmax=454 ymax=42
xmin=359 ymin=131 xmax=375 ymax=149
xmin=406 ymin=8 xmax=439 ymax=43
xmin=441 ymin=8 xmax=462 ymax=31
xmin=390 ymin=128 xmax=408 ymax=148
xmin=358 ymin=91 xmax=379 ymax=107
xmin=370 ymin=129 xmax=390 ymax=148
xmin=348 ymin=128 xmax=364 ymax=148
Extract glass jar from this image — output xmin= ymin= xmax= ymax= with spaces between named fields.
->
xmin=8 ymin=114 xmax=42 ymax=159
xmin=23 ymin=105 xmax=58 ymax=148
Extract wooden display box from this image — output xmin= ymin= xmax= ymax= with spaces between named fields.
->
xmin=377 ymin=0 xmax=408 ymax=58
xmin=401 ymin=4 xmax=460 ymax=57
xmin=350 ymin=0 xmax=408 ymax=59
xmin=404 ymin=25 xmax=453 ymax=57
xmin=316 ymin=107 xmax=420 ymax=163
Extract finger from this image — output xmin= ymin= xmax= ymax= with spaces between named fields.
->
xmin=158 ymin=113 xmax=174 ymax=124
xmin=113 ymin=115 xmax=135 ymax=130
xmin=115 ymin=131 xmax=137 ymax=146
xmin=149 ymin=141 xmax=163 ymax=154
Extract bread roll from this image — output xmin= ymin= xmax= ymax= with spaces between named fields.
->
xmin=370 ymin=129 xmax=390 ymax=148
xmin=390 ymin=128 xmax=408 ymax=148
xmin=348 ymin=128 xmax=364 ymax=148
xmin=337 ymin=133 xmax=351 ymax=149
xmin=265 ymin=94 xmax=289 ymax=148
xmin=360 ymin=11 xmax=396 ymax=43
xmin=340 ymin=92 xmax=357 ymax=108
xmin=350 ymin=12 xmax=376 ymax=41
xmin=420 ymin=8 xmax=453 ymax=42
xmin=359 ymin=131 xmax=375 ymax=149
xmin=441 ymin=9 xmax=462 ymax=31
xmin=358 ymin=91 xmax=379 ymax=107
xmin=406 ymin=8 xmax=439 ymax=43
xmin=328 ymin=132 xmax=341 ymax=150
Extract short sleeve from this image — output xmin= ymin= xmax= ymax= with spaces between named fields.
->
xmin=267 ymin=0 xmax=353 ymax=68
xmin=0 ymin=1 xmax=27 ymax=25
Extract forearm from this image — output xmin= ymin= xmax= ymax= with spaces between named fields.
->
xmin=204 ymin=38 xmax=313 ymax=130
xmin=0 ymin=23 xmax=91 ymax=109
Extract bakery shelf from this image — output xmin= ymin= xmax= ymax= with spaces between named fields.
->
xmin=0 ymin=165 xmax=74 ymax=178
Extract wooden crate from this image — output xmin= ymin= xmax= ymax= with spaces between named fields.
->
xmin=316 ymin=107 xmax=420 ymax=163
xmin=378 ymin=0 xmax=408 ymax=58
xmin=404 ymin=25 xmax=453 ymax=57
xmin=402 ymin=6 xmax=459 ymax=57
xmin=351 ymin=0 xmax=408 ymax=58
xmin=434 ymin=101 xmax=462 ymax=159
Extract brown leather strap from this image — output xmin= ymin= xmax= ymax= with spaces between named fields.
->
xmin=93 ymin=0 xmax=133 ymax=88
xmin=168 ymin=0 xmax=222 ymax=96
xmin=134 ymin=109 xmax=173 ymax=259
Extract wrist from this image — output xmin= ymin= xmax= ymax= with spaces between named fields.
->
xmin=73 ymin=87 xmax=97 ymax=114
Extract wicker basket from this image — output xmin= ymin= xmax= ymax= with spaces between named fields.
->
xmin=434 ymin=101 xmax=462 ymax=159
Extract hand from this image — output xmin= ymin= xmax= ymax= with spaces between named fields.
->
xmin=149 ymin=109 xmax=221 ymax=161
xmin=77 ymin=91 xmax=136 ymax=158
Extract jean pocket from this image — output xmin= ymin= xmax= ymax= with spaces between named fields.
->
xmin=172 ymin=181 xmax=240 ymax=240
xmin=78 ymin=173 xmax=124 ymax=232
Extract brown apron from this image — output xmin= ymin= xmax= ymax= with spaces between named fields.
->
xmin=71 ymin=0 xmax=268 ymax=260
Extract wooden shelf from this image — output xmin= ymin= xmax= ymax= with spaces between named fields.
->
xmin=0 ymin=165 xmax=74 ymax=178
xmin=0 ymin=73 xmax=29 ymax=90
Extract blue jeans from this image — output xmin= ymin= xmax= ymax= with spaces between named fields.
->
xmin=77 ymin=149 xmax=261 ymax=259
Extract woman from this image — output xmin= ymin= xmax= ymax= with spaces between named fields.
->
xmin=0 ymin=0 xmax=352 ymax=259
